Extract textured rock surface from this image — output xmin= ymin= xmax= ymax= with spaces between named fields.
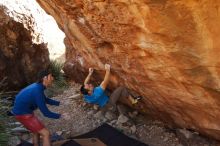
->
xmin=0 ymin=6 xmax=49 ymax=90
xmin=36 ymin=0 xmax=220 ymax=140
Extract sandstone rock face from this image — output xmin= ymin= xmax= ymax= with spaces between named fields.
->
xmin=36 ymin=0 xmax=220 ymax=140
xmin=0 ymin=6 xmax=49 ymax=90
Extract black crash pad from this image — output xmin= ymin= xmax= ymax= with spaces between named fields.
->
xmin=18 ymin=123 xmax=149 ymax=146
xmin=65 ymin=123 xmax=149 ymax=146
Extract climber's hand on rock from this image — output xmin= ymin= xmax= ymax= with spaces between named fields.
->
xmin=89 ymin=68 xmax=94 ymax=74
xmin=105 ymin=64 xmax=110 ymax=71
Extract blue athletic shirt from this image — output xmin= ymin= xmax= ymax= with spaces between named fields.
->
xmin=84 ymin=86 xmax=109 ymax=107
xmin=12 ymin=83 xmax=61 ymax=119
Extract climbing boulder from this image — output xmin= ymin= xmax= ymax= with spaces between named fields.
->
xmin=36 ymin=0 xmax=220 ymax=140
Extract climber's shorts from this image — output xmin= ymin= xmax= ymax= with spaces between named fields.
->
xmin=15 ymin=114 xmax=45 ymax=133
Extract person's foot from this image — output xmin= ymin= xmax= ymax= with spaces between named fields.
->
xmin=131 ymin=96 xmax=143 ymax=105
xmin=131 ymin=98 xmax=137 ymax=104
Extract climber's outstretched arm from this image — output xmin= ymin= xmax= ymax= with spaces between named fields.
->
xmin=84 ymin=68 xmax=93 ymax=85
xmin=100 ymin=64 xmax=111 ymax=90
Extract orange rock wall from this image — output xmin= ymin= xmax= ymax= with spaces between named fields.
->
xmin=37 ymin=0 xmax=220 ymax=139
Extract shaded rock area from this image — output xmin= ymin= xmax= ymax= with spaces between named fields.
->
xmin=0 ymin=6 xmax=49 ymax=90
xmin=30 ymin=84 xmax=218 ymax=146
xmin=36 ymin=0 xmax=220 ymax=140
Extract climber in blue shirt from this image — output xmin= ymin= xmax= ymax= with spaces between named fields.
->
xmin=12 ymin=70 xmax=61 ymax=146
xmin=80 ymin=64 xmax=142 ymax=113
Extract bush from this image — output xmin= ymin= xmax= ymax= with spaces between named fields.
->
xmin=0 ymin=115 xmax=9 ymax=146
xmin=0 ymin=79 xmax=10 ymax=146
xmin=45 ymin=60 xmax=69 ymax=97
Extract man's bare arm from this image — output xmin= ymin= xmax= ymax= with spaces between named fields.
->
xmin=84 ymin=68 xmax=93 ymax=85
xmin=100 ymin=64 xmax=111 ymax=90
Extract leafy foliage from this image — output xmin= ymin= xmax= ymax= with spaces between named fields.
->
xmin=0 ymin=115 xmax=9 ymax=146
xmin=45 ymin=60 xmax=69 ymax=97
xmin=0 ymin=79 xmax=10 ymax=146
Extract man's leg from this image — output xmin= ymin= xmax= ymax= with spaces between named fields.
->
xmin=109 ymin=86 xmax=130 ymax=105
xmin=15 ymin=114 xmax=49 ymax=146
xmin=109 ymin=86 xmax=139 ymax=105
xmin=38 ymin=128 xmax=51 ymax=146
xmin=32 ymin=133 xmax=40 ymax=146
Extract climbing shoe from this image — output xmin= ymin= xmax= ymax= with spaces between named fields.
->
xmin=131 ymin=96 xmax=143 ymax=105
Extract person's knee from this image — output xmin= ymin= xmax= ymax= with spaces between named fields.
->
xmin=118 ymin=86 xmax=125 ymax=89
xmin=39 ymin=128 xmax=50 ymax=137
xmin=116 ymin=86 xmax=126 ymax=91
xmin=43 ymin=129 xmax=50 ymax=137
xmin=118 ymin=86 xmax=128 ymax=93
